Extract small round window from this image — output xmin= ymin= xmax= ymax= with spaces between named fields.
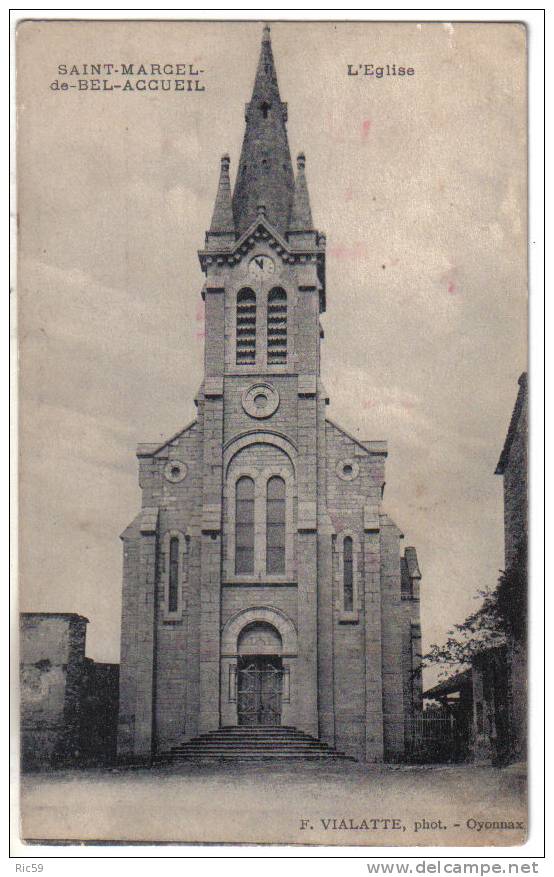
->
xmin=242 ymin=383 xmax=280 ymax=419
xmin=164 ymin=460 xmax=188 ymax=483
xmin=336 ymin=458 xmax=359 ymax=482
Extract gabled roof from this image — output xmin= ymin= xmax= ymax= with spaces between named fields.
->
xmin=423 ymin=669 xmax=472 ymax=698
xmin=233 ymin=214 xmax=292 ymax=257
xmin=200 ymin=212 xmax=324 ymax=264
xmin=495 ymin=372 xmax=527 ymax=474
xmin=120 ymin=512 xmax=142 ymax=540
xmin=136 ymin=419 xmax=197 ymax=458
xmin=326 ymin=417 xmax=388 ymax=457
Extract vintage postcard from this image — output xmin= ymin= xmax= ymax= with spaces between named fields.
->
xmin=15 ymin=19 xmax=528 ymax=846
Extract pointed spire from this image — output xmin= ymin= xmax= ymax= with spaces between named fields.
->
xmin=251 ymin=23 xmax=282 ymax=109
xmin=232 ymin=25 xmax=295 ymax=236
xmin=289 ymin=152 xmax=313 ymax=231
xmin=209 ymin=154 xmax=235 ymax=234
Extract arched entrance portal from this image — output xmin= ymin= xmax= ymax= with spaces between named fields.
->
xmin=237 ymin=622 xmax=283 ymax=726
xmin=220 ymin=606 xmax=297 ymax=728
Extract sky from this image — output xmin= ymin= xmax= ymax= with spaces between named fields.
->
xmin=17 ymin=20 xmax=527 ymax=686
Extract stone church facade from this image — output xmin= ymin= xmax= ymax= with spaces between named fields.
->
xmin=117 ymin=26 xmax=422 ymax=763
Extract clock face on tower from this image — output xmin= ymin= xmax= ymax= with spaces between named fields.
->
xmin=248 ymin=254 xmax=275 ymax=280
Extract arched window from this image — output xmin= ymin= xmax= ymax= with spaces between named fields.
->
xmin=267 ymin=288 xmax=287 ymax=364
xmin=235 ymin=477 xmax=255 ymax=574
xmin=236 ymin=289 xmax=256 ymax=365
xmin=168 ymin=537 xmax=180 ymax=613
xmin=266 ymin=476 xmax=286 ymax=574
xmin=163 ymin=531 xmax=187 ymax=619
xmin=343 ymin=536 xmax=354 ymax=612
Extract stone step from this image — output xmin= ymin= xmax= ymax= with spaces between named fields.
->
xmin=161 ymin=754 xmax=348 ymax=761
xmin=171 ymin=743 xmax=327 ymax=747
xmin=220 ymin=725 xmax=298 ymax=734
xmin=183 ymin=735 xmax=326 ymax=744
xmin=168 ymin=746 xmax=337 ymax=754
xmin=182 ymin=729 xmax=319 ymax=738
xmin=161 ymin=749 xmax=349 ymax=759
xmin=195 ymin=728 xmax=311 ymax=735
xmin=171 ymin=746 xmax=330 ymax=753
xmin=171 ymin=740 xmax=329 ymax=750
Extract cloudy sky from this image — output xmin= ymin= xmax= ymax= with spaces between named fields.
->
xmin=17 ymin=21 xmax=527 ymax=684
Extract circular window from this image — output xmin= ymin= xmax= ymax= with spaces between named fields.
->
xmin=336 ymin=458 xmax=359 ymax=481
xmin=242 ymin=383 xmax=280 ymax=419
xmin=164 ymin=460 xmax=188 ymax=483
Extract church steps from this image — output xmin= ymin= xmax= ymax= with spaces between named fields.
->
xmin=156 ymin=726 xmax=353 ymax=761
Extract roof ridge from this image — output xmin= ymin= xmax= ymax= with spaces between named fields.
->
xmin=326 ymin=416 xmax=383 ymax=456
xmin=137 ymin=418 xmax=197 ymax=457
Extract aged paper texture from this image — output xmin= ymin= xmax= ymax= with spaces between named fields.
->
xmin=16 ymin=19 xmax=527 ymax=846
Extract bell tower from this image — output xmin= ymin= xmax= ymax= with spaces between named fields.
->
xmin=196 ymin=24 xmax=327 ymax=736
xmin=199 ymin=24 xmax=326 ymax=384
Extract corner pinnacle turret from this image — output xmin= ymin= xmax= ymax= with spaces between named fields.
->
xmin=209 ymin=154 xmax=235 ymax=235
xmin=290 ymin=153 xmax=313 ymax=231
xmin=232 ymin=25 xmax=295 ymax=237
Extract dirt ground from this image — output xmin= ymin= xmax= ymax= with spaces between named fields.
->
xmin=19 ymin=760 xmax=527 ymax=847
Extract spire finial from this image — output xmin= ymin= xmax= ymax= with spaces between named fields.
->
xmin=262 ymin=24 xmax=271 ymax=42
xmin=297 ymin=152 xmax=306 ymax=170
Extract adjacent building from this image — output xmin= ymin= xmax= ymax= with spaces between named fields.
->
xmin=20 ymin=612 xmax=88 ymax=768
xmin=423 ymin=372 xmax=527 ymax=764
xmin=19 ymin=612 xmax=119 ymax=769
xmin=493 ymin=371 xmax=527 ymax=760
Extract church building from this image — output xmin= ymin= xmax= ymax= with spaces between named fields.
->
xmin=117 ymin=26 xmax=422 ymax=763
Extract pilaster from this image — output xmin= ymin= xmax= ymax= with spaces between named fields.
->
xmin=363 ymin=505 xmax=384 ymax=761
xmin=132 ymin=508 xmax=159 ymax=758
xmin=198 ymin=380 xmax=224 ymax=733
xmin=296 ymin=373 xmax=319 ymax=736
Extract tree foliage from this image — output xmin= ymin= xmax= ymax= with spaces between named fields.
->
xmin=423 ymin=539 xmax=527 ymax=676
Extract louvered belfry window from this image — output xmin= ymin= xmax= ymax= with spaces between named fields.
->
xmin=267 ymin=288 xmax=287 ymax=364
xmin=266 ymin=476 xmax=286 ymax=574
xmin=235 ymin=476 xmax=255 ymax=574
xmin=343 ymin=537 xmax=354 ymax=612
xmin=236 ymin=288 xmax=257 ymax=364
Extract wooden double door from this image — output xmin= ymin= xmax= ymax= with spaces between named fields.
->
xmin=237 ymin=655 xmax=283 ymax=726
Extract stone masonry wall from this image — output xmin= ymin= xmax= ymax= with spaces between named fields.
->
xmin=118 ymin=420 xmax=203 ymax=756
xmin=20 ymin=614 xmax=88 ymax=768
xmin=223 ymin=375 xmax=299 ymax=447
xmin=154 ymin=425 xmax=202 ymax=749
xmin=323 ymin=421 xmax=387 ymax=761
